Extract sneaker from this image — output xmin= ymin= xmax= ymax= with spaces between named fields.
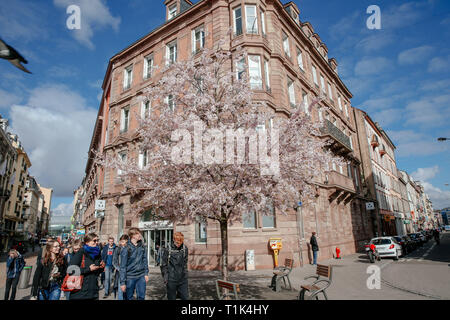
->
xmin=103 ymin=295 xmax=109 ymax=299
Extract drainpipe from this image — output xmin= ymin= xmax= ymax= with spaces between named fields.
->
xmin=296 ymin=203 xmax=304 ymax=267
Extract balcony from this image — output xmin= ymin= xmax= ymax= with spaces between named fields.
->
xmin=320 ymin=119 xmax=352 ymax=154
xmin=371 ymin=135 xmax=379 ymax=148
xmin=323 ymin=171 xmax=356 ymax=204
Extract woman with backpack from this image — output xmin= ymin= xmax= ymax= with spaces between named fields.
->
xmin=68 ymin=233 xmax=105 ymax=300
xmin=4 ymin=249 xmax=25 ymax=300
xmin=31 ymin=240 xmax=67 ymax=300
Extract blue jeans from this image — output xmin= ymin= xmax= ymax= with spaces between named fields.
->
xmin=117 ymin=286 xmax=125 ymax=300
xmin=104 ymin=266 xmax=113 ymax=295
xmin=313 ymin=250 xmax=318 ymax=265
xmin=126 ymin=276 xmax=146 ymax=300
xmin=39 ymin=282 xmax=61 ymax=300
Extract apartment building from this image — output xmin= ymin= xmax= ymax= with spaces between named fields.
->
xmin=23 ymin=176 xmax=43 ymax=238
xmin=0 ymin=116 xmax=18 ymax=252
xmin=38 ymin=185 xmax=53 ymax=236
xmin=78 ymin=0 xmax=371 ymax=269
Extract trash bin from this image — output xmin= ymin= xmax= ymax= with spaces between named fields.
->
xmin=18 ymin=266 xmax=33 ymax=289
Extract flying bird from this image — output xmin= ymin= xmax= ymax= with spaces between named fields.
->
xmin=0 ymin=38 xmax=31 ymax=74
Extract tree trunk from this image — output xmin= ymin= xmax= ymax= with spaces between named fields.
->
xmin=219 ymin=215 xmax=228 ymax=281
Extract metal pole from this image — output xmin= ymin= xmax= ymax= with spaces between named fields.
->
xmin=296 ymin=204 xmax=304 ymax=267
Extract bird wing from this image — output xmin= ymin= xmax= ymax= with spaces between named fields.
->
xmin=9 ymin=59 xmax=32 ymax=74
xmin=0 ymin=38 xmax=8 ymax=51
xmin=7 ymin=44 xmax=27 ymax=63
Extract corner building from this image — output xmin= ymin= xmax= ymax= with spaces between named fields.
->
xmin=81 ymin=0 xmax=372 ymax=270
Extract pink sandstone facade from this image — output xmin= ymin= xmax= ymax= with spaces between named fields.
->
xmin=78 ymin=0 xmax=373 ymax=270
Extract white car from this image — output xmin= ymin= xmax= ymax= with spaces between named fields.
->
xmin=369 ymin=237 xmax=403 ymax=260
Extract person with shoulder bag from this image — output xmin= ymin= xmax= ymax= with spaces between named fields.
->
xmin=67 ymin=233 xmax=105 ymax=300
xmin=31 ymin=240 xmax=67 ymax=300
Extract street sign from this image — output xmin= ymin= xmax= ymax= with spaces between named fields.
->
xmin=365 ymin=202 xmax=375 ymax=210
xmin=298 ymin=201 xmax=302 ymax=207
xmin=95 ymin=200 xmax=106 ymax=211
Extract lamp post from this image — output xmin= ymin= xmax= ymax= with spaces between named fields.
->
xmin=437 ymin=137 xmax=449 ymax=141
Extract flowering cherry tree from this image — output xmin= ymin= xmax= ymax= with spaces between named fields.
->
xmin=99 ymin=40 xmax=343 ymax=280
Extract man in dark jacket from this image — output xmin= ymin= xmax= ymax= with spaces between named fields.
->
xmin=120 ymin=228 xmax=149 ymax=300
xmin=4 ymin=249 xmax=25 ymax=300
xmin=101 ymin=236 xmax=116 ymax=298
xmin=160 ymin=232 xmax=189 ymax=300
xmin=310 ymin=232 xmax=319 ymax=265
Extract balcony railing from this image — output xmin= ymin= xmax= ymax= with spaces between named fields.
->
xmin=320 ymin=119 xmax=352 ymax=153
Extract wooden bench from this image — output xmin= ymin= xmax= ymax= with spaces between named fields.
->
xmin=216 ymin=280 xmax=240 ymax=300
xmin=271 ymin=258 xmax=294 ymax=292
xmin=298 ymin=264 xmax=332 ymax=300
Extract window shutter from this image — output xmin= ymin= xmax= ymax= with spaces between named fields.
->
xmin=138 ymin=152 xmax=144 ymax=169
xmin=120 ymin=109 xmax=125 ymax=131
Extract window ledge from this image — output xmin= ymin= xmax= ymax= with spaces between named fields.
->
xmin=242 ymin=229 xmax=258 ymax=233
xmin=262 ymin=228 xmax=277 ymax=232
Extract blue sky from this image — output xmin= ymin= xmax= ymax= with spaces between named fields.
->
xmin=0 ymin=0 xmax=449 ymax=224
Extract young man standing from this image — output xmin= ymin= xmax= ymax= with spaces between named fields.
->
xmin=101 ymin=236 xmax=116 ymax=298
xmin=120 ymin=228 xmax=149 ymax=300
xmin=310 ymin=232 xmax=319 ymax=265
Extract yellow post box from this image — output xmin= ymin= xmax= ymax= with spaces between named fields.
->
xmin=269 ymin=238 xmax=282 ymax=267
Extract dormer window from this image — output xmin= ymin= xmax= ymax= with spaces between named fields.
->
xmin=168 ymin=4 xmax=177 ymax=20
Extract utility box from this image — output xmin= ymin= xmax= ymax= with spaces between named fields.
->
xmin=245 ymin=249 xmax=255 ymax=271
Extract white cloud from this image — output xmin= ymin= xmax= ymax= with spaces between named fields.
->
xmin=398 ymin=46 xmax=434 ymax=65
xmin=47 ymin=65 xmax=79 ymax=78
xmin=428 ymin=55 xmax=450 ymax=73
xmin=389 ymin=130 xmax=450 ymax=157
xmin=356 ymin=33 xmax=395 ymax=52
xmin=354 ymin=57 xmax=392 ymax=76
xmin=421 ymin=182 xmax=450 ymax=210
xmin=404 ymin=94 xmax=450 ymax=127
xmin=419 ymin=79 xmax=450 ymax=92
xmin=0 ymin=89 xmax=23 ymax=109
xmin=53 ymin=0 xmax=121 ymax=49
xmin=411 ymin=166 xmax=440 ymax=181
xmin=10 ymin=84 xmax=97 ymax=197
xmin=50 ymin=203 xmax=74 ymax=225
xmin=382 ymin=2 xmax=425 ymax=30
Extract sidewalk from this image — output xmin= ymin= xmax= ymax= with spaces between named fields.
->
xmin=0 ymin=251 xmax=432 ymax=300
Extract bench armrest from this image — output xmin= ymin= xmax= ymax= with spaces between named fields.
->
xmin=311 ymin=279 xmax=332 ymax=290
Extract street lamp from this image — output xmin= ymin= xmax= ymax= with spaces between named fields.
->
xmin=437 ymin=137 xmax=449 ymax=141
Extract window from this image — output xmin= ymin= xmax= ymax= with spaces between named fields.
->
xmin=320 ymin=75 xmax=325 ymax=94
xmin=141 ymin=101 xmax=150 ymax=119
xmin=138 ymin=150 xmax=148 ymax=169
xmin=312 ymin=65 xmax=318 ymax=86
xmin=302 ymin=91 xmax=309 ymax=114
xmin=167 ymin=95 xmax=175 ymax=111
xmin=332 ymin=162 xmax=337 ymax=171
xmin=143 ymin=54 xmax=153 ymax=79
xmin=264 ymin=59 xmax=270 ymax=91
xmin=347 ymin=163 xmax=352 ymax=179
xmin=233 ymin=7 xmax=243 ymax=36
xmin=282 ymin=32 xmax=290 ymax=57
xmin=297 ymin=48 xmax=304 ymax=71
xmin=262 ymin=203 xmax=276 ymax=228
xmin=117 ymin=152 xmax=127 ymax=175
xmin=349 ymin=134 xmax=353 ymax=150
xmin=168 ymin=4 xmax=177 ymax=20
xmin=338 ymin=95 xmax=342 ymax=111
xmin=192 ymin=26 xmax=205 ymax=54
xmin=243 ymin=210 xmax=257 ymax=229
xmin=318 ymin=109 xmax=323 ymax=122
xmin=120 ymin=107 xmax=130 ymax=133
xmin=245 ymin=5 xmax=258 ymax=34
xmin=354 ymin=167 xmax=359 ymax=187
xmin=328 ymin=83 xmax=333 ymax=100
xmin=236 ymin=58 xmax=245 ymax=80
xmin=166 ymin=41 xmax=177 ymax=65
xmin=339 ymin=165 xmax=343 ymax=175
xmin=260 ymin=11 xmax=266 ymax=36
xmin=123 ymin=66 xmax=132 ymax=90
xmin=248 ymin=55 xmax=262 ymax=89
xmin=195 ymin=216 xmax=207 ymax=243
xmin=345 ymin=103 xmax=349 ymax=117
xmin=287 ymin=78 xmax=296 ymax=107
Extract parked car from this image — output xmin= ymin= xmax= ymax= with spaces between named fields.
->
xmin=393 ymin=235 xmax=414 ymax=255
xmin=407 ymin=233 xmax=422 ymax=247
xmin=417 ymin=232 xmax=427 ymax=244
xmin=369 ymin=237 xmax=403 ymax=260
xmin=444 ymin=225 xmax=450 ymax=231
xmin=425 ymin=230 xmax=433 ymax=241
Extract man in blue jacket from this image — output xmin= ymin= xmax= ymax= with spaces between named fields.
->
xmin=120 ymin=228 xmax=149 ymax=300
xmin=101 ymin=236 xmax=117 ymax=298
xmin=4 ymin=249 xmax=25 ymax=300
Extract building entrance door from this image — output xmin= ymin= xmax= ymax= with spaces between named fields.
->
xmin=143 ymin=229 xmax=173 ymax=267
